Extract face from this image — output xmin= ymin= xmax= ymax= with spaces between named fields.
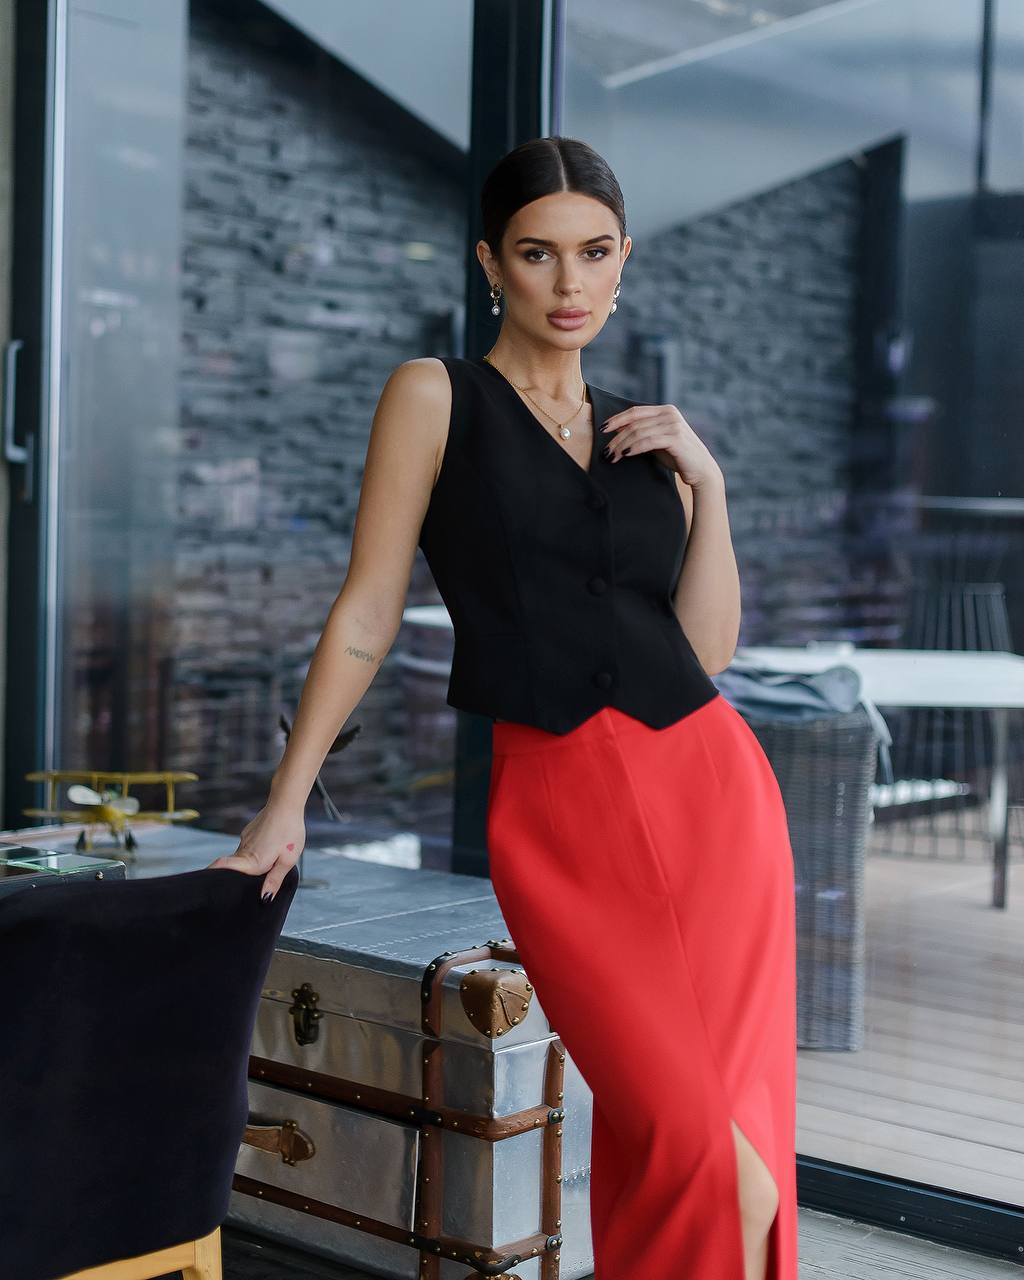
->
xmin=478 ymin=191 xmax=631 ymax=349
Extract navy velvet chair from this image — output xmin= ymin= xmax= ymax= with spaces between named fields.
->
xmin=0 ymin=863 xmax=299 ymax=1280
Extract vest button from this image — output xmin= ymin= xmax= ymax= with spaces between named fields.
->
xmin=592 ymin=670 xmax=613 ymax=689
xmin=586 ymin=490 xmax=607 ymax=510
xmin=587 ymin=575 xmax=608 ymax=595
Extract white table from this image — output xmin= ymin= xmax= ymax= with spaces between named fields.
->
xmin=736 ymin=644 xmax=1024 ymax=908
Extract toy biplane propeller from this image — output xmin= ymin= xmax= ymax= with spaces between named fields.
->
xmin=66 ymin=784 xmax=141 ymax=814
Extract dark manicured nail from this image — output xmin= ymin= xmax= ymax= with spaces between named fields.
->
xmin=621 ymin=446 xmax=630 ymax=456
xmin=602 ymin=445 xmax=611 ymax=458
xmin=261 ymin=891 xmax=273 ymax=905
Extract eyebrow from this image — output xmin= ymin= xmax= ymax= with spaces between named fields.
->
xmin=513 ymin=234 xmax=616 ymax=248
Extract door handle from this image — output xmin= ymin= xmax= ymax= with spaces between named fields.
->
xmin=3 ymin=339 xmax=34 ymax=502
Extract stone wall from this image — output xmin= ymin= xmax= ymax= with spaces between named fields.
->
xmin=177 ymin=0 xmax=465 ymax=833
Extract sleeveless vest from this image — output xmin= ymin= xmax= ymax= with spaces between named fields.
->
xmin=416 ymin=356 xmax=721 ymax=733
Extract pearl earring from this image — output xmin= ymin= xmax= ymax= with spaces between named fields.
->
xmin=490 ymin=282 xmax=503 ymax=316
xmin=610 ymin=279 xmax=621 ymax=315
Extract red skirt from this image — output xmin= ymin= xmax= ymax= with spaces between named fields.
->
xmin=486 ymin=691 xmax=798 ymax=1279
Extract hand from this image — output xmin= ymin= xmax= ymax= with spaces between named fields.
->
xmin=207 ymin=801 xmax=306 ymax=903
xmin=600 ymin=403 xmax=721 ymax=489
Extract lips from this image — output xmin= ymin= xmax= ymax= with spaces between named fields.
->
xmin=549 ymin=309 xmax=589 ymax=318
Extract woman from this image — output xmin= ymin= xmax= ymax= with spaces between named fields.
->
xmin=211 ymin=136 xmax=797 ymax=1280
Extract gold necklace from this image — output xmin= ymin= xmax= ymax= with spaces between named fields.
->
xmin=482 ymin=354 xmax=587 ymax=440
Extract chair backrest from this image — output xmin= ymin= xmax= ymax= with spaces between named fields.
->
xmin=901 ymin=580 xmax=1012 ymax=651
xmin=0 ymin=864 xmax=298 ymax=1280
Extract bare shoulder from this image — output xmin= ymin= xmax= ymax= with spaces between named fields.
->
xmin=672 ymin=470 xmax=694 ymax=528
xmin=378 ymin=358 xmax=451 ymax=479
xmin=382 ymin=356 xmax=451 ymax=414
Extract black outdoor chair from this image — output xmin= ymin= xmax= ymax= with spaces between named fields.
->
xmin=0 ymin=863 xmax=298 ymax=1280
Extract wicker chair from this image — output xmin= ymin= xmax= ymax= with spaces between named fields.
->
xmin=741 ymin=705 xmax=880 ymax=1051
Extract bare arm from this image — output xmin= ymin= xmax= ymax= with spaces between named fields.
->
xmin=670 ymin=470 xmax=741 ymax=675
xmin=208 ymin=357 xmax=452 ymax=895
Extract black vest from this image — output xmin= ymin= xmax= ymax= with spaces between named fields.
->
xmin=417 ymin=356 xmax=720 ymax=733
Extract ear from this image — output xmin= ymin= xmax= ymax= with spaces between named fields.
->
xmin=475 ymin=238 xmax=495 ymax=276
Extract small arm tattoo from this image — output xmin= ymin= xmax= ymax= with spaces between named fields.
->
xmin=345 ymin=644 xmax=379 ymax=664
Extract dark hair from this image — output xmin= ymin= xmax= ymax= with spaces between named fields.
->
xmin=480 ymin=136 xmax=626 ymax=257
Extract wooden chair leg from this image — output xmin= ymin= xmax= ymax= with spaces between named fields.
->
xmin=182 ymin=1226 xmax=222 ymax=1280
xmin=58 ymin=1226 xmax=223 ymax=1279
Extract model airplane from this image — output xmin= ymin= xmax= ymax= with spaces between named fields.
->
xmin=22 ymin=770 xmax=200 ymax=856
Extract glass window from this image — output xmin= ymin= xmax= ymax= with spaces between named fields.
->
xmin=564 ymin=0 xmax=1023 ymax=1209
xmin=51 ymin=0 xmax=473 ymax=865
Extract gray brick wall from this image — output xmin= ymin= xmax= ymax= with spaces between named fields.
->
xmin=175 ymin=0 xmax=465 ymax=835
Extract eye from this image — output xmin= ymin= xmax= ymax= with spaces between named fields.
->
xmin=522 ymin=247 xmax=609 ymax=262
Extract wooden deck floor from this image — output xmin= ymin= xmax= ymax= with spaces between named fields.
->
xmin=797 ymin=821 xmax=1024 ymax=1208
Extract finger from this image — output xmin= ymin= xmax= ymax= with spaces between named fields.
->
xmin=603 ymin=418 xmax=672 ymax=457
xmin=206 ymin=852 xmax=238 ymax=870
xmin=610 ymin=422 xmax=679 ymax=460
xmin=260 ymin=862 xmax=292 ymax=904
xmin=207 ymin=849 xmax=261 ymax=874
xmin=600 ymin=405 xmax=663 ymax=432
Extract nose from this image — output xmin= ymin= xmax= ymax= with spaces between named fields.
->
xmin=556 ymin=265 xmax=583 ymax=295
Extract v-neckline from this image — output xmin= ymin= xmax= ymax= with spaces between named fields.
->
xmin=475 ymin=355 xmax=600 ymax=479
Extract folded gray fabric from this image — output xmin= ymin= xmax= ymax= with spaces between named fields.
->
xmin=711 ymin=657 xmax=894 ymax=784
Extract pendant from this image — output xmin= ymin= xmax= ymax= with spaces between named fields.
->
xmin=559 ymin=427 xmax=572 ymax=439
